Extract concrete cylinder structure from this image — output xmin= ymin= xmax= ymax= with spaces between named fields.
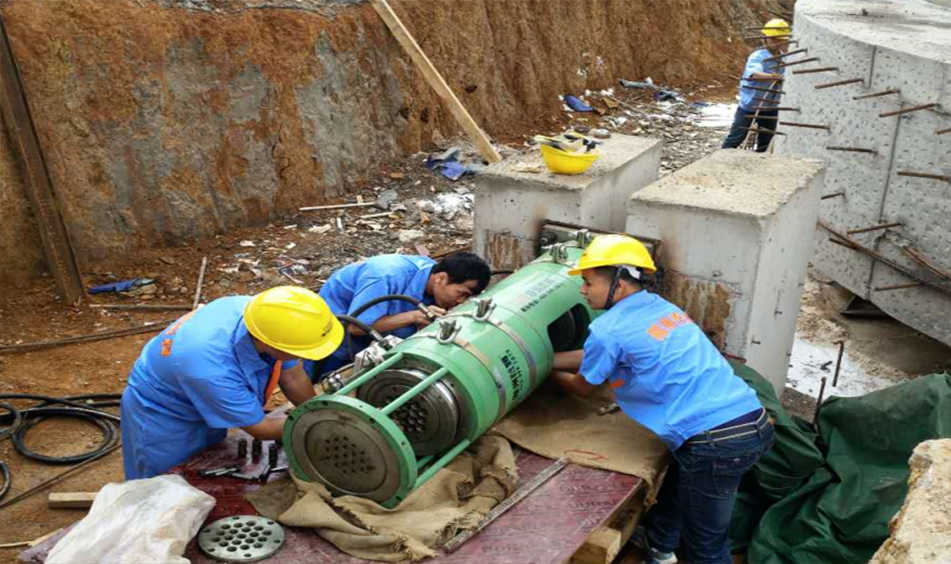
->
xmin=775 ymin=0 xmax=951 ymax=345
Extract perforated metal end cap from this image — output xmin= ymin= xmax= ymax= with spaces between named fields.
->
xmin=198 ymin=515 xmax=284 ymax=563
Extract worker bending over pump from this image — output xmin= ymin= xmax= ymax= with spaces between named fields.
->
xmin=120 ymin=287 xmax=343 ymax=480
xmin=722 ymin=19 xmax=791 ymax=152
xmin=550 ymin=235 xmax=774 ymax=564
xmin=309 ymin=252 xmax=492 ymax=379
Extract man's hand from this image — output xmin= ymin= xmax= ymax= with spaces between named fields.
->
xmin=413 ymin=306 xmax=446 ymax=328
xmin=549 ymin=370 xmax=599 ymax=398
xmin=278 ymin=362 xmax=316 ymax=406
xmin=553 ymin=350 xmax=583 ymax=372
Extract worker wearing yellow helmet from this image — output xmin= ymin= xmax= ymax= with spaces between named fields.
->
xmin=550 ymin=235 xmax=773 ymax=564
xmin=120 ymin=287 xmax=343 ymax=479
xmin=722 ymin=18 xmax=792 ymax=152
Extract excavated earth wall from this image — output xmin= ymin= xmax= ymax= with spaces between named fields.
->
xmin=0 ymin=0 xmax=762 ymax=286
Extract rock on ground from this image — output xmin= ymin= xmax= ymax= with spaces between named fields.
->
xmin=869 ymin=439 xmax=951 ymax=564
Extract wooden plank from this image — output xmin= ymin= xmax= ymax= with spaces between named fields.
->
xmin=48 ymin=492 xmax=97 ymax=509
xmin=0 ymin=16 xmax=84 ymax=304
xmin=571 ymin=481 xmax=647 ymax=564
xmin=370 ymin=0 xmax=502 ymax=163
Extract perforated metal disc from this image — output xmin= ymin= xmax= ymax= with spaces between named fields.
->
xmin=198 ymin=515 xmax=284 ymax=563
xmin=357 ymin=367 xmax=461 ymax=456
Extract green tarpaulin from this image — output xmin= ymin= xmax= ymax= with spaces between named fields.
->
xmin=729 ymin=363 xmax=951 ymax=564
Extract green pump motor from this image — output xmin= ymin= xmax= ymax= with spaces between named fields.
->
xmin=283 ymin=241 xmax=593 ymax=508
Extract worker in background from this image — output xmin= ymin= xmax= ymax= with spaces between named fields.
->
xmin=722 ymin=19 xmax=791 ymax=152
xmin=120 ymin=287 xmax=343 ymax=480
xmin=549 ymin=235 xmax=774 ymax=564
xmin=309 ymin=252 xmax=492 ymax=379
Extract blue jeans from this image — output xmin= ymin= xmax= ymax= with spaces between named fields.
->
xmin=721 ymin=106 xmax=779 ymax=152
xmin=647 ymin=419 xmax=775 ymax=564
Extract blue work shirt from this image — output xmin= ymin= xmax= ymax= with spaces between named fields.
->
xmin=120 ymin=297 xmax=297 ymax=479
xmin=319 ymin=254 xmax=436 ymax=365
xmin=739 ymin=49 xmax=784 ymax=111
xmin=579 ymin=291 xmax=762 ymax=451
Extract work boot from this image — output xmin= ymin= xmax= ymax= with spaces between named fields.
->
xmin=630 ymin=526 xmax=678 ymax=564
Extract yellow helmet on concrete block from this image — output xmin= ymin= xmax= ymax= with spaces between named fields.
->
xmin=540 ymin=144 xmax=600 ymax=175
xmin=568 ymin=234 xmax=657 ymax=276
xmin=244 ymin=286 xmax=344 ymax=360
xmin=762 ymin=19 xmax=791 ymax=37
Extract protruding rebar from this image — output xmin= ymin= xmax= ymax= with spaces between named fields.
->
xmin=826 ymin=146 xmax=877 ymax=154
xmin=898 ymin=171 xmax=951 ymax=182
xmin=747 ymin=114 xmax=780 ymax=121
xmin=775 ymin=57 xmax=820 ymax=68
xmin=744 ymin=33 xmax=792 ymax=40
xmin=820 ymin=192 xmax=846 ymax=200
xmin=780 ymin=121 xmax=830 ymax=130
xmin=934 ymin=127 xmax=950 ymax=135
xmin=815 ymin=78 xmax=864 ymax=90
xmin=750 ymin=106 xmax=799 ymax=112
xmin=873 ymin=283 xmax=921 ymax=292
xmin=793 ymin=67 xmax=838 ymax=74
xmin=879 ymin=103 xmax=936 ymax=118
xmin=753 ymin=96 xmax=782 ymax=104
xmin=763 ymin=48 xmax=808 ymax=62
xmin=746 ymin=85 xmax=785 ymax=95
xmin=847 ymin=222 xmax=902 ymax=235
xmin=745 ymin=76 xmax=785 ymax=82
xmin=832 ymin=341 xmax=845 ymax=388
xmin=813 ymin=376 xmax=827 ymax=426
xmin=740 ymin=126 xmax=785 ymax=136
xmin=853 ymin=89 xmax=900 ymax=100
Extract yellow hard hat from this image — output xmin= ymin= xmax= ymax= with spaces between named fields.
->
xmin=568 ymin=234 xmax=657 ymax=276
xmin=540 ymin=144 xmax=600 ymax=175
xmin=762 ymin=19 xmax=791 ymax=37
xmin=244 ymin=286 xmax=344 ymax=360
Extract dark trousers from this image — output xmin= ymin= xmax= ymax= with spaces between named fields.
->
xmin=646 ymin=418 xmax=775 ymax=564
xmin=722 ymin=107 xmax=779 ymax=152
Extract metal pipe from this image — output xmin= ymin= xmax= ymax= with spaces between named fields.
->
xmin=880 ymin=103 xmax=936 ymax=118
xmin=815 ymin=78 xmax=864 ymax=90
xmin=380 ymin=367 xmax=449 ymax=416
xmin=826 ymin=146 xmax=877 ymax=154
xmin=412 ymin=438 xmax=472 ymax=490
xmin=847 ymin=222 xmax=902 ymax=235
xmin=897 ymin=171 xmax=951 ymax=182
xmin=780 ymin=121 xmax=830 ymax=130
xmin=775 ymin=57 xmax=820 ymax=68
xmin=793 ymin=67 xmax=839 ymax=74
xmin=854 ymin=89 xmax=900 ymax=100
xmin=832 ymin=341 xmax=845 ymax=387
xmin=821 ymin=192 xmax=846 ymax=200
xmin=334 ymin=352 xmax=406 ymax=396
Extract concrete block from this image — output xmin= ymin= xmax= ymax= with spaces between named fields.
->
xmin=473 ymin=135 xmax=661 ymax=269
xmin=626 ymin=150 xmax=826 ymax=391
xmin=777 ymin=0 xmax=951 ymax=346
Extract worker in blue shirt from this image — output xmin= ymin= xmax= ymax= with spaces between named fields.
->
xmin=550 ymin=235 xmax=774 ymax=564
xmin=722 ymin=19 xmax=791 ymax=152
xmin=309 ymin=252 xmax=492 ymax=379
xmin=120 ymin=287 xmax=343 ymax=480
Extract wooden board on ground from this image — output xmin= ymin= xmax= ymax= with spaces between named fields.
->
xmin=571 ymin=481 xmax=648 ymax=564
xmin=370 ymin=0 xmax=501 ymax=164
xmin=48 ymin=492 xmax=97 ymax=509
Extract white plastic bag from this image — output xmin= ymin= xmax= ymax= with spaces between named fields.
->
xmin=47 ymin=474 xmax=215 ymax=564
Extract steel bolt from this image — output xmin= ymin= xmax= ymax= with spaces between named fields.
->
xmin=251 ymin=438 xmax=263 ymax=459
xmin=268 ymin=442 xmax=279 ymax=467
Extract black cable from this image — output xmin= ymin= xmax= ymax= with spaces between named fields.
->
xmin=0 ymin=401 xmax=22 ymax=442
xmin=0 ymin=460 xmax=10 ymax=503
xmin=348 ymin=294 xmax=424 ymax=319
xmin=335 ymin=315 xmax=385 ymax=342
xmin=0 ymin=394 xmax=121 ymax=465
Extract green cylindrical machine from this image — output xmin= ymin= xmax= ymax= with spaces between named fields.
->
xmin=284 ymin=243 xmax=593 ymax=508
